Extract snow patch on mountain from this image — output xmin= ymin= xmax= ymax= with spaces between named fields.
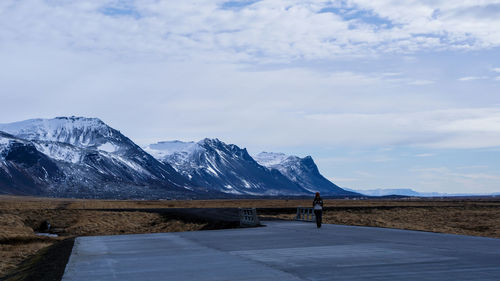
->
xmin=0 ymin=131 xmax=28 ymax=159
xmin=0 ymin=137 xmax=10 ymax=146
xmin=241 ymin=179 xmax=251 ymax=188
xmin=0 ymin=135 xmax=13 ymax=156
xmin=144 ymin=140 xmax=202 ymax=166
xmin=145 ymin=140 xmax=200 ymax=157
xmin=145 ymin=139 xmax=222 ymax=174
xmin=254 ymin=151 xmax=303 ymax=181
xmin=98 ymin=142 xmax=120 ymax=153
xmin=33 ymin=141 xmax=83 ymax=164
xmin=254 ymin=152 xmax=290 ymax=166
xmin=109 ymin=153 xmax=152 ymax=176
xmin=224 ymin=184 xmax=243 ymax=194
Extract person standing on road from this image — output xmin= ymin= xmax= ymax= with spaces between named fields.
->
xmin=313 ymin=192 xmax=323 ymax=228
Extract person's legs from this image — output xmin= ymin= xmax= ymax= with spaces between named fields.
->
xmin=314 ymin=210 xmax=322 ymax=228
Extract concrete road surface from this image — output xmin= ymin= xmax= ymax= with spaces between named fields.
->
xmin=62 ymin=221 xmax=500 ymax=281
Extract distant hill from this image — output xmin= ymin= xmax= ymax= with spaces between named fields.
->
xmin=344 ymin=187 xmax=499 ymax=197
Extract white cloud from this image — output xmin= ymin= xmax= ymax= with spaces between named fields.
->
xmin=329 ymin=177 xmax=359 ymax=183
xmin=415 ymin=153 xmax=434 ymax=157
xmin=381 ymin=72 xmax=403 ymax=77
xmin=492 ymin=67 xmax=500 ymax=72
xmin=456 ymin=165 xmax=489 ymax=170
xmin=1 ymin=0 xmax=500 ymax=63
xmin=408 ymin=79 xmax=434 ymax=85
xmin=316 ymin=157 xmax=360 ymax=164
xmin=355 ymin=171 xmax=375 ymax=177
xmin=458 ymin=76 xmax=489 ymax=81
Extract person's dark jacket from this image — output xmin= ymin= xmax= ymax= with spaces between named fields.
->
xmin=313 ymin=197 xmax=323 ymax=209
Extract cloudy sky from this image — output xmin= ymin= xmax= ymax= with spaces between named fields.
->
xmin=1 ymin=0 xmax=500 ymax=194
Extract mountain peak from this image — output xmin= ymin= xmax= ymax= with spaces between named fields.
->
xmin=255 ymin=152 xmax=290 ymax=166
xmin=255 ymin=151 xmax=354 ymax=195
xmin=199 ymin=138 xmax=223 ymax=146
xmin=53 ymin=116 xmax=106 ymax=126
xmin=144 ymin=140 xmax=201 ymax=160
xmin=55 ymin=116 xmax=102 ymax=121
xmin=0 ymin=116 xmax=109 ymax=135
xmin=0 ymin=117 xmax=134 ymax=152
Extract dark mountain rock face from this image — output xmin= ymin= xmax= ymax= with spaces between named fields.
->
xmin=0 ymin=132 xmax=61 ymax=195
xmin=145 ymin=138 xmax=310 ymax=195
xmin=254 ymin=152 xmax=358 ymax=196
xmin=0 ymin=118 xmax=194 ymax=199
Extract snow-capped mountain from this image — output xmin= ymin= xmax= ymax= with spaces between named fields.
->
xmin=145 ymin=139 xmax=310 ymax=195
xmin=0 ymin=117 xmax=194 ymax=198
xmin=254 ymin=152 xmax=357 ymax=196
xmin=1 ymin=116 xmax=360 ymax=198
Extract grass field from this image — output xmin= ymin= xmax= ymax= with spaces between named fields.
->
xmin=0 ymin=195 xmax=499 ymax=278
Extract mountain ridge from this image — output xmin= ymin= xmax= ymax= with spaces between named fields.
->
xmin=146 ymin=139 xmax=355 ymax=196
xmin=145 ymin=138 xmax=310 ymax=195
xmin=1 ymin=116 xmax=358 ymax=198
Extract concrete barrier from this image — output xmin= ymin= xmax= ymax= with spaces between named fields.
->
xmin=239 ymin=208 xmax=260 ymax=226
xmin=296 ymin=207 xmax=315 ymax=222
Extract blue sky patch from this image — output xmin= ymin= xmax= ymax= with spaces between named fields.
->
xmin=101 ymin=1 xmax=141 ymax=19
xmin=221 ymin=0 xmax=260 ymax=10
xmin=318 ymin=6 xmax=395 ymax=29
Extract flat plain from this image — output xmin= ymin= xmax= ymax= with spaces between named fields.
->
xmin=1 ymin=195 xmax=499 ymax=279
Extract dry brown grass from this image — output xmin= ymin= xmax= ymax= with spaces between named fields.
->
xmin=267 ymin=204 xmax=500 ymax=238
xmin=2 ymin=195 xmax=497 ymax=210
xmin=0 ymin=242 xmax=52 ymax=276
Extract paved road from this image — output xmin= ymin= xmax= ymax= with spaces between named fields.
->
xmin=63 ymin=221 xmax=500 ymax=281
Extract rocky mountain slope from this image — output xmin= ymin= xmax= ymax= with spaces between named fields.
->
xmin=0 ymin=131 xmax=61 ymax=195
